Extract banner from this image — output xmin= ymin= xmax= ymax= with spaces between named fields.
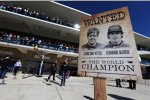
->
xmin=78 ymin=7 xmax=142 ymax=80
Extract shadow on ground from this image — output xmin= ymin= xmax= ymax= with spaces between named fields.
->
xmin=83 ymin=95 xmax=94 ymax=100
xmin=0 ymin=83 xmax=6 ymax=85
xmin=107 ymin=84 xmax=127 ymax=89
xmin=50 ymin=80 xmax=60 ymax=86
xmin=108 ymin=94 xmax=135 ymax=100
xmin=43 ymin=78 xmax=60 ymax=86
xmin=22 ymin=75 xmax=34 ymax=79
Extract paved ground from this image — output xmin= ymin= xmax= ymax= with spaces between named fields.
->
xmin=0 ymin=73 xmax=150 ymax=100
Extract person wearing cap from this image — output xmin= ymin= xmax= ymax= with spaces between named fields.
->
xmin=81 ymin=27 xmax=103 ymax=50
xmin=104 ymin=25 xmax=129 ymax=48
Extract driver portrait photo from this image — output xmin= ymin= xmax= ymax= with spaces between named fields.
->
xmin=104 ymin=25 xmax=129 ymax=48
xmin=81 ymin=27 xmax=103 ymax=50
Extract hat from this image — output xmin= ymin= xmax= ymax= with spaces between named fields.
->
xmin=108 ymin=25 xmax=123 ymax=33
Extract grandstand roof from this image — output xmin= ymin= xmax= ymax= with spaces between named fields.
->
xmin=2 ymin=1 xmax=91 ymax=24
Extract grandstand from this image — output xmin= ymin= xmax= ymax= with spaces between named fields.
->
xmin=0 ymin=1 xmax=150 ymax=77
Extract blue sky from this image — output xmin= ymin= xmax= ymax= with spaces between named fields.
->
xmin=58 ymin=1 xmax=150 ymax=37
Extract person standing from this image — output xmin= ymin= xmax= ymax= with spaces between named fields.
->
xmin=46 ymin=60 xmax=57 ymax=84
xmin=0 ymin=57 xmax=11 ymax=84
xmin=116 ymin=78 xmax=122 ymax=87
xmin=128 ymin=80 xmax=136 ymax=90
xmin=13 ymin=59 xmax=22 ymax=79
xmin=60 ymin=58 xmax=69 ymax=86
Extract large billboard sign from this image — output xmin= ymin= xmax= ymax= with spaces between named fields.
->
xmin=78 ymin=7 xmax=142 ymax=80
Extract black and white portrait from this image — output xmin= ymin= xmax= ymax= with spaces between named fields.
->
xmin=104 ymin=25 xmax=129 ymax=48
xmin=81 ymin=27 xmax=103 ymax=50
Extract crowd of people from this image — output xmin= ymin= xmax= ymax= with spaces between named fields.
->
xmin=0 ymin=57 xmax=22 ymax=84
xmin=0 ymin=56 xmax=70 ymax=86
xmin=0 ymin=29 xmax=79 ymax=53
xmin=0 ymin=56 xmax=138 ymax=89
xmin=0 ymin=2 xmax=75 ymax=28
xmin=45 ymin=58 xmax=70 ymax=86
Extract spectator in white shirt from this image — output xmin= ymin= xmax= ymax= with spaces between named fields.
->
xmin=13 ymin=59 xmax=22 ymax=79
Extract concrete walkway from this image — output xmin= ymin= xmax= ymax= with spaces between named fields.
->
xmin=0 ymin=73 xmax=150 ymax=100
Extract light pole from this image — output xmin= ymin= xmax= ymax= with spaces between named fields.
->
xmin=38 ymin=51 xmax=45 ymax=76
xmin=34 ymin=45 xmax=45 ymax=76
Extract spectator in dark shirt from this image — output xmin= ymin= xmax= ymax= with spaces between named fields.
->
xmin=0 ymin=57 xmax=11 ymax=84
xmin=60 ymin=58 xmax=69 ymax=86
xmin=46 ymin=60 xmax=58 ymax=84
